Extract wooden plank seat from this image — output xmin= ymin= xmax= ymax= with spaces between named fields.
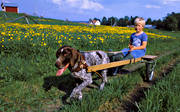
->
xmin=142 ymin=55 xmax=157 ymax=61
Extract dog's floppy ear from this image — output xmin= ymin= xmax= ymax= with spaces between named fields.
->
xmin=56 ymin=47 xmax=62 ymax=58
xmin=69 ymin=49 xmax=80 ymax=66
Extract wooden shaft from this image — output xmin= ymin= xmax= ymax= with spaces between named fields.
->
xmin=87 ymin=57 xmax=142 ymax=72
xmin=81 ymin=50 xmax=124 ymax=53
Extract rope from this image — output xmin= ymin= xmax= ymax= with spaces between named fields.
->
xmin=94 ymin=71 xmax=103 ymax=78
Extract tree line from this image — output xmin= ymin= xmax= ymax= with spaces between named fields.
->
xmin=92 ymin=12 xmax=180 ymax=31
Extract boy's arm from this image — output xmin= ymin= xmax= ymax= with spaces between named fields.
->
xmin=129 ymin=41 xmax=147 ymax=52
xmin=128 ymin=38 xmax=133 ymax=49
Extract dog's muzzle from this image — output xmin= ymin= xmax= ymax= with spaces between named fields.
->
xmin=55 ymin=61 xmax=61 ymax=68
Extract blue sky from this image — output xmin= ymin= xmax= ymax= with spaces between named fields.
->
xmin=4 ymin=0 xmax=180 ymax=21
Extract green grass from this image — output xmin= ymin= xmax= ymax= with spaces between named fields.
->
xmin=0 ymin=11 xmax=84 ymax=26
xmin=0 ymin=20 xmax=180 ymax=111
xmin=1 ymin=48 xmax=178 ymax=112
xmin=137 ymin=57 xmax=180 ymax=112
xmin=61 ymin=72 xmax=142 ymax=112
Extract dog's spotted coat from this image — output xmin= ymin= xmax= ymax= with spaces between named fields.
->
xmin=55 ymin=46 xmax=110 ymax=100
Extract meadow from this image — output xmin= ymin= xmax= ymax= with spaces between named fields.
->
xmin=138 ymin=56 xmax=180 ymax=112
xmin=0 ymin=19 xmax=180 ymax=111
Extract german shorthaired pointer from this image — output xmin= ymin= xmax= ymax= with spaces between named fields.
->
xmin=55 ymin=46 xmax=110 ymax=100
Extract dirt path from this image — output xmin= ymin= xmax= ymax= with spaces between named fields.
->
xmin=107 ymin=53 xmax=180 ymax=112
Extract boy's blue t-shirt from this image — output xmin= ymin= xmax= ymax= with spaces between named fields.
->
xmin=122 ymin=32 xmax=148 ymax=58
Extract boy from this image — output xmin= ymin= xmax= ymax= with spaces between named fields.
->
xmin=110 ymin=17 xmax=148 ymax=75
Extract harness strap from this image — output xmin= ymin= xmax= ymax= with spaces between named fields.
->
xmin=94 ymin=71 xmax=103 ymax=78
xmin=71 ymin=54 xmax=88 ymax=72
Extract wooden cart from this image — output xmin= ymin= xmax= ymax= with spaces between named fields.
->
xmin=87 ymin=55 xmax=157 ymax=81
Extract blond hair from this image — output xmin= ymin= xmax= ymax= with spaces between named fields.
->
xmin=134 ymin=17 xmax=145 ymax=27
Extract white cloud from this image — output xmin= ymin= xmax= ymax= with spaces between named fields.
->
xmin=81 ymin=0 xmax=104 ymax=11
xmin=145 ymin=5 xmax=161 ymax=8
xmin=66 ymin=0 xmax=81 ymax=7
xmin=3 ymin=0 xmax=11 ymax=3
xmin=50 ymin=0 xmax=104 ymax=11
xmin=52 ymin=0 xmax=62 ymax=6
xmin=162 ymin=0 xmax=180 ymax=4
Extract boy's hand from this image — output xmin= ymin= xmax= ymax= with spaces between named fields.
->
xmin=128 ymin=45 xmax=134 ymax=52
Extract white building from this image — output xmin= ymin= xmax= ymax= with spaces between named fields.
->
xmin=89 ymin=20 xmax=101 ymax=25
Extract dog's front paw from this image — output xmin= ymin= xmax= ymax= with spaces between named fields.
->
xmin=70 ymin=91 xmax=83 ymax=101
xmin=78 ymin=94 xmax=82 ymax=100
xmin=77 ymin=91 xmax=82 ymax=100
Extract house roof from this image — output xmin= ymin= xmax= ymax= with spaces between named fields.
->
xmin=91 ymin=20 xmax=100 ymax=23
xmin=2 ymin=3 xmax=18 ymax=7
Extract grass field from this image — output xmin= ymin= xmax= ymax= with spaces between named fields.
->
xmin=0 ymin=12 xmax=180 ymax=111
xmin=0 ymin=11 xmax=84 ymax=25
xmin=137 ymin=56 xmax=180 ymax=112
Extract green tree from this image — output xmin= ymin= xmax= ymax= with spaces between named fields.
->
xmin=146 ymin=18 xmax=152 ymax=25
xmin=171 ymin=12 xmax=180 ymax=30
xmin=157 ymin=19 xmax=164 ymax=29
xmin=129 ymin=16 xmax=134 ymax=25
xmin=101 ymin=16 xmax=107 ymax=25
xmin=124 ymin=16 xmax=130 ymax=26
xmin=164 ymin=16 xmax=178 ymax=31
xmin=131 ymin=16 xmax=138 ymax=25
xmin=117 ymin=18 xmax=126 ymax=27
xmin=107 ymin=17 xmax=117 ymax=26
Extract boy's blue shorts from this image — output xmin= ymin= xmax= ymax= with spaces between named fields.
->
xmin=121 ymin=48 xmax=146 ymax=58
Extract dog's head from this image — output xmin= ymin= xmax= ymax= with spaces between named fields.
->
xmin=55 ymin=46 xmax=80 ymax=76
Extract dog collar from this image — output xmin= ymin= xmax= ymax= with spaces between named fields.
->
xmin=71 ymin=54 xmax=88 ymax=72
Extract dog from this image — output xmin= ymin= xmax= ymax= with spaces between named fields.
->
xmin=55 ymin=45 xmax=110 ymax=100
